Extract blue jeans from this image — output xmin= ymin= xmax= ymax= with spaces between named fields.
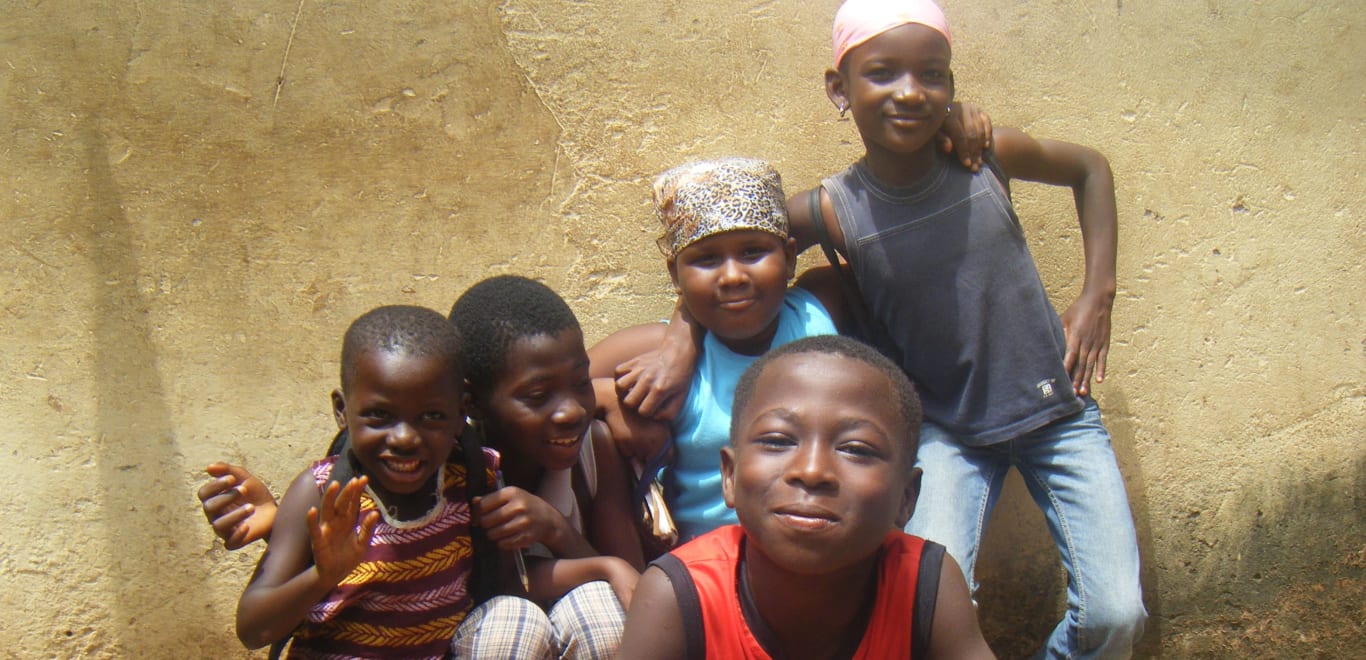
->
xmin=905 ymin=399 xmax=1147 ymax=659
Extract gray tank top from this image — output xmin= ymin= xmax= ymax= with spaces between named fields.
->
xmin=822 ymin=155 xmax=1082 ymax=445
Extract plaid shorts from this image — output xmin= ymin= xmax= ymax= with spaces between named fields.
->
xmin=450 ymin=581 xmax=625 ymax=659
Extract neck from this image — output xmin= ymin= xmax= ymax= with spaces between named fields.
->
xmin=717 ymin=316 xmax=781 ymax=357
xmin=367 ymin=473 xmax=441 ymax=522
xmin=862 ymin=142 xmax=939 ymax=188
xmin=743 ymin=538 xmax=881 ymax=659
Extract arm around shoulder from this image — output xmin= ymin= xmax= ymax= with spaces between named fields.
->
xmin=617 ymin=565 xmax=688 ymax=660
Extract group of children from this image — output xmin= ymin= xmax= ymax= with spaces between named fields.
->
xmin=198 ymin=0 xmax=1146 ymax=657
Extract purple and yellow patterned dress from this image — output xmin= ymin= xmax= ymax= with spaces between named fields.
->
xmin=287 ymin=451 xmax=495 ymax=659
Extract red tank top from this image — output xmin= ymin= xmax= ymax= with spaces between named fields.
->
xmin=656 ymin=525 xmax=943 ymax=659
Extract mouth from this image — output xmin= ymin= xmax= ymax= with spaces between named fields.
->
xmin=773 ymin=505 xmax=839 ymax=532
xmin=717 ymin=297 xmax=756 ymax=312
xmin=548 ymin=434 xmax=582 ymax=448
xmin=377 ymin=456 xmax=430 ymax=489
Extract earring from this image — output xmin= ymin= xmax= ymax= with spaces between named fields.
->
xmin=838 ymin=103 xmax=849 ymax=119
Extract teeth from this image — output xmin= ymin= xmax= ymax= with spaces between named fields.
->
xmin=549 ymin=438 xmax=579 ymax=447
xmin=385 ymin=459 xmax=420 ymax=473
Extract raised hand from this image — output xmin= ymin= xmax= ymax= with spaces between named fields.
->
xmin=308 ymin=476 xmax=379 ymax=586
xmin=936 ymin=102 xmax=994 ymax=172
xmin=199 ymin=463 xmax=278 ymax=549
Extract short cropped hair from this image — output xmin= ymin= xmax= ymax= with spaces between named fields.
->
xmin=448 ymin=275 xmax=580 ymax=392
xmin=340 ymin=305 xmax=462 ymax=392
xmin=731 ymin=335 xmax=923 ymax=466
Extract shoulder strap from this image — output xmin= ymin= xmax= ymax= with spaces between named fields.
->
xmin=911 ymin=540 xmax=946 ymax=660
xmin=653 ymin=553 xmax=707 ymax=660
xmin=461 ymin=424 xmax=499 ymax=604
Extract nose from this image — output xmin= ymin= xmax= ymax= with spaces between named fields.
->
xmin=892 ymin=74 xmax=924 ymax=103
xmin=388 ymin=421 xmax=419 ymax=451
xmin=551 ymin=395 xmax=587 ymax=427
xmin=786 ymin=442 xmax=837 ymax=492
xmin=718 ymin=257 xmax=747 ymax=288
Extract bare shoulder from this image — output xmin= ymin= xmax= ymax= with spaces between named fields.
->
xmin=618 ymin=565 xmax=688 ymax=660
xmin=928 ymin=552 xmax=996 ymax=659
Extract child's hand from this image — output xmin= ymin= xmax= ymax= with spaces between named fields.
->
xmin=199 ymin=463 xmax=277 ymax=549
xmin=308 ymin=477 xmax=379 ymax=586
xmin=937 ymin=102 xmax=993 ymax=172
xmin=1060 ymin=292 xmax=1113 ymax=397
xmin=614 ymin=347 xmax=691 ymax=421
xmin=475 ymin=487 xmax=567 ymax=551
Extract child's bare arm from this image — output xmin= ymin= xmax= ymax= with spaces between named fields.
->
xmin=200 ymin=463 xmax=278 ymax=549
xmin=928 ymin=553 xmax=996 ymax=659
xmin=235 ymin=471 xmax=379 ymax=648
xmin=590 ymin=301 xmax=701 ymax=421
xmin=587 ymin=421 xmax=646 ymax=570
xmin=476 ymin=486 xmax=597 ymax=559
xmin=993 ymin=127 xmax=1118 ymax=397
xmin=526 ymin=555 xmax=640 ymax=611
xmin=617 ymin=566 xmax=688 ymax=659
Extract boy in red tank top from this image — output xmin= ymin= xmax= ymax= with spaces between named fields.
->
xmin=618 ymin=335 xmax=993 ymax=659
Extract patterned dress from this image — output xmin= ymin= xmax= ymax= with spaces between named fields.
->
xmin=287 ymin=453 xmax=493 ymax=659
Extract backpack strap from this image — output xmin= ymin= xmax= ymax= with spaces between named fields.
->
xmin=911 ymin=540 xmax=946 ymax=660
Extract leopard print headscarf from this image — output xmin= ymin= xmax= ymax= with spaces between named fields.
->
xmin=653 ymin=158 xmax=789 ymax=258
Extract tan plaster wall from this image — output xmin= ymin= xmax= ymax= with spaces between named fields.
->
xmin=1 ymin=0 xmax=1360 ymax=656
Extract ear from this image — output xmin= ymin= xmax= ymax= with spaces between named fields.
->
xmin=331 ymin=389 xmax=347 ymax=430
xmin=948 ymin=70 xmax=956 ymax=103
xmin=824 ymin=68 xmax=848 ymax=112
xmin=895 ymin=466 xmax=923 ymax=528
xmin=783 ymin=237 xmax=798 ymax=281
xmin=720 ymin=446 xmax=738 ymax=509
xmin=667 ymin=258 xmax=682 ymax=293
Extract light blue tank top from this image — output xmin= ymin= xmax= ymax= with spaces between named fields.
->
xmin=667 ymin=287 xmax=837 ymax=541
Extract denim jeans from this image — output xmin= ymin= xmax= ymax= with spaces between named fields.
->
xmin=904 ymin=398 xmax=1147 ymax=659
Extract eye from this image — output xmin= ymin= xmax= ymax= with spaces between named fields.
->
xmin=361 ymin=409 xmax=393 ymax=426
xmin=420 ymin=411 xmax=448 ymax=422
xmin=837 ymin=439 xmax=886 ymax=462
xmin=752 ymin=433 xmax=797 ymax=451
xmin=741 ymin=246 xmax=771 ymax=261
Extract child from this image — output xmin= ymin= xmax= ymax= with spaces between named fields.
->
xmin=445 ymin=274 xmax=642 ymax=658
xmin=784 ymin=1 xmax=1147 ymax=656
xmin=235 ymin=305 xmax=485 ymax=657
xmin=617 ymin=335 xmax=995 ymax=659
xmin=587 ymin=157 xmax=849 ymax=543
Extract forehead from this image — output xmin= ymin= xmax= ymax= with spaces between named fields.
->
xmin=496 ymin=327 xmax=588 ymax=382
xmin=844 ymin=22 xmax=951 ymax=68
xmin=350 ymin=349 xmax=460 ymax=393
xmin=745 ymin=352 xmax=904 ymax=433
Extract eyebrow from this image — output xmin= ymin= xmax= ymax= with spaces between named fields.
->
xmin=749 ymin=408 xmax=890 ymax=438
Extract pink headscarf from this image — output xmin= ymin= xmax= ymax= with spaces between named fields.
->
xmin=832 ymin=0 xmax=952 ymax=69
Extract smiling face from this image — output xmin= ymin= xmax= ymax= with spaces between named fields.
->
xmin=472 ymin=327 xmax=595 ymax=473
xmin=722 ymin=351 xmax=920 ymax=575
xmin=332 ymin=349 xmax=464 ymax=505
xmin=669 ymin=229 xmax=797 ymax=356
xmin=827 ymin=23 xmax=953 ymax=176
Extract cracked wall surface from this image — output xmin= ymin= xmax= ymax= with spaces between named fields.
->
xmin=1 ymin=0 xmax=1361 ymax=656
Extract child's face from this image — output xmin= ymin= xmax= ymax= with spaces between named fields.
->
xmin=721 ymin=351 xmax=920 ymax=575
xmin=331 ymin=350 xmax=464 ymax=498
xmin=828 ymin=23 xmax=953 ymax=159
xmin=472 ymin=327 xmax=594 ymax=473
xmin=668 ymin=230 xmax=796 ymax=356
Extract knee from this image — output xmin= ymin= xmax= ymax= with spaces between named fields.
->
xmin=1080 ymin=593 xmax=1147 ymax=652
xmin=452 ymin=596 xmax=554 ymax=659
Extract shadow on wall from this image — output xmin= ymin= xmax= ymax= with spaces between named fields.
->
xmin=1167 ymin=447 xmax=1366 ymax=656
xmin=80 ymin=120 xmax=210 ymax=654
